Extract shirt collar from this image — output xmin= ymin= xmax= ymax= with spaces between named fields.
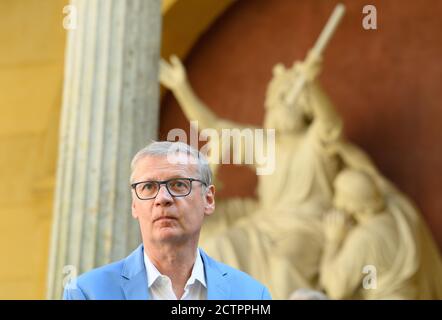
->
xmin=143 ymin=248 xmax=206 ymax=289
xmin=187 ymin=248 xmax=206 ymax=288
xmin=143 ymin=251 xmax=162 ymax=288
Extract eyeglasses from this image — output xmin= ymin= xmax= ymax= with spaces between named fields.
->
xmin=131 ymin=178 xmax=207 ymax=200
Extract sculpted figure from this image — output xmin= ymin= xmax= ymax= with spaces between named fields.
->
xmin=320 ymin=168 xmax=442 ymax=299
xmin=160 ymin=48 xmax=349 ymax=298
xmin=158 ymin=4 xmax=442 ymax=298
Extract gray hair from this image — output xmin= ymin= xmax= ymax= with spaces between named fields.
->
xmin=130 ymin=141 xmax=212 ymax=187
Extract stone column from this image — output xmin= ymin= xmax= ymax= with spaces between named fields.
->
xmin=47 ymin=0 xmax=161 ymax=299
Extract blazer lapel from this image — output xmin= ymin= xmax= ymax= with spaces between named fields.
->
xmin=200 ymin=249 xmax=231 ymax=299
xmin=121 ymin=244 xmax=150 ymax=300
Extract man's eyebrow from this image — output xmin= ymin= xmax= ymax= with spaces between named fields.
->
xmin=138 ymin=173 xmax=189 ymax=181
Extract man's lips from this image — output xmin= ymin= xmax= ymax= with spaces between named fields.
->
xmin=154 ymin=216 xmax=178 ymax=223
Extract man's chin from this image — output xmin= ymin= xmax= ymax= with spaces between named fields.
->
xmin=155 ymin=227 xmax=182 ymax=242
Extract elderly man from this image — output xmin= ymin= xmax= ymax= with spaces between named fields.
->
xmin=63 ymin=141 xmax=271 ymax=300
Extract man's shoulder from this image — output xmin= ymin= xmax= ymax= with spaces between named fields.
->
xmin=215 ymin=259 xmax=262 ymax=285
xmin=77 ymin=259 xmax=124 ymax=287
xmin=200 ymin=250 xmax=272 ymax=299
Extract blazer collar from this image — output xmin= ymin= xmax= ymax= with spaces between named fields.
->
xmin=200 ymin=249 xmax=231 ymax=299
xmin=121 ymin=244 xmax=149 ymax=300
xmin=120 ymin=244 xmax=231 ymax=300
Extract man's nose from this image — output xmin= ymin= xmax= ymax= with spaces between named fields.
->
xmin=154 ymin=184 xmax=173 ymax=206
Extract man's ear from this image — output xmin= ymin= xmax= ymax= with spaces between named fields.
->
xmin=203 ymin=185 xmax=216 ymax=216
xmin=131 ymin=198 xmax=138 ymax=219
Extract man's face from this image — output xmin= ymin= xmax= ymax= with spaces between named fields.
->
xmin=131 ymin=154 xmax=215 ymax=246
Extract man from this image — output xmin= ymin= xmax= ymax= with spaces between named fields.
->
xmin=63 ymin=141 xmax=271 ymax=300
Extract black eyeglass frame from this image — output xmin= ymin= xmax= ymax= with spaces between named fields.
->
xmin=131 ymin=178 xmax=207 ymax=200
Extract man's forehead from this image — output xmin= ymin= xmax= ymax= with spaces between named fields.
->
xmin=133 ymin=154 xmax=198 ymax=178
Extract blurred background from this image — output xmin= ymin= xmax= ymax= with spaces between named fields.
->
xmin=1 ymin=0 xmax=441 ymax=299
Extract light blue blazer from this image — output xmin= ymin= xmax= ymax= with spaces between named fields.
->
xmin=63 ymin=244 xmax=272 ymax=300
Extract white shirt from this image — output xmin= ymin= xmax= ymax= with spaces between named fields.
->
xmin=143 ymin=248 xmax=207 ymax=300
